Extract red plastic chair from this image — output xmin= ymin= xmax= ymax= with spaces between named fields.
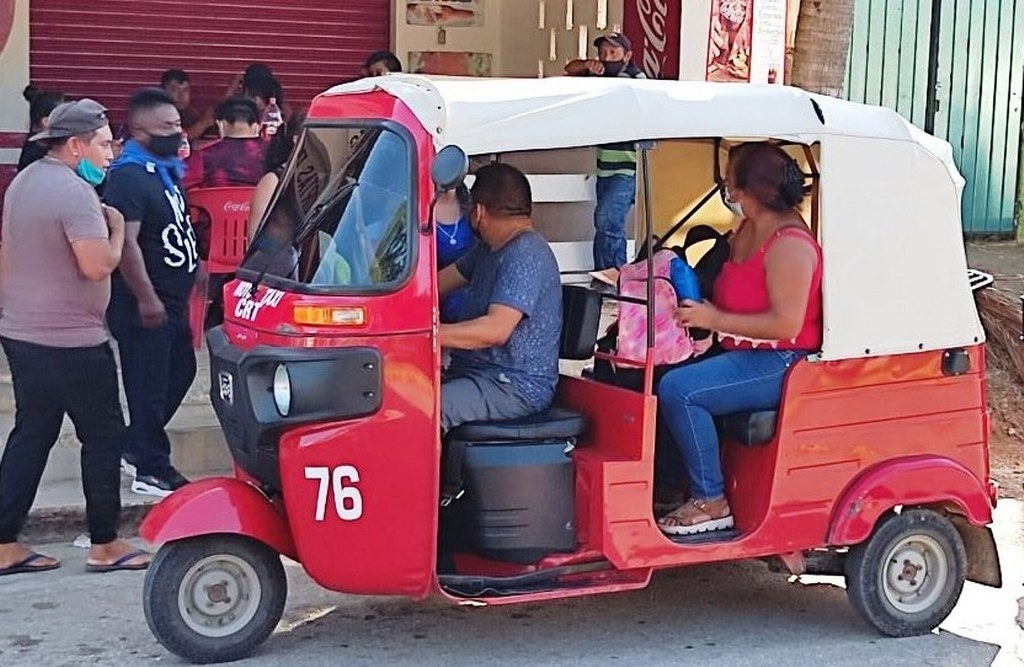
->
xmin=186 ymin=186 xmax=255 ymax=348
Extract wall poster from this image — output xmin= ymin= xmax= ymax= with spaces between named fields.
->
xmin=406 ymin=1 xmax=485 ymax=28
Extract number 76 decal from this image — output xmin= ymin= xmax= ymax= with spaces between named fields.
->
xmin=305 ymin=466 xmax=363 ymax=521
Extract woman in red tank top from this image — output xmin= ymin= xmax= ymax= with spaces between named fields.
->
xmin=657 ymin=143 xmax=823 ymax=537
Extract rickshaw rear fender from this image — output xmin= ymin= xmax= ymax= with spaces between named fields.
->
xmin=827 ymin=455 xmax=994 ymax=546
xmin=139 ymin=477 xmax=297 ymax=559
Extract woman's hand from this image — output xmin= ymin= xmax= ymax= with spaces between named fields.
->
xmin=674 ymin=299 xmax=721 ymax=331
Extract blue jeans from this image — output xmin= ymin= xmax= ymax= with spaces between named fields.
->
xmin=593 ymin=174 xmax=636 ymax=270
xmin=656 ymin=349 xmax=806 ymax=499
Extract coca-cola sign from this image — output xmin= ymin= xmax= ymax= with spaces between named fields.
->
xmin=223 ymin=201 xmax=251 ymax=213
xmin=623 ymin=0 xmax=682 ymax=80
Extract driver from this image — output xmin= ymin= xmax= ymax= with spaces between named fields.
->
xmin=437 ymin=163 xmax=562 ymax=432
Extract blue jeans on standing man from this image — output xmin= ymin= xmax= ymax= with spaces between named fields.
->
xmin=593 ymin=173 xmax=636 ymax=271
xmin=656 ymin=349 xmax=807 ymax=499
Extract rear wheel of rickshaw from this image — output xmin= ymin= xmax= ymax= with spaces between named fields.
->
xmin=143 ymin=535 xmax=287 ymax=664
xmin=844 ymin=509 xmax=966 ymax=637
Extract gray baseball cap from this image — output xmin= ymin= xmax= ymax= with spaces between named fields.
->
xmin=29 ymin=99 xmax=109 ymax=142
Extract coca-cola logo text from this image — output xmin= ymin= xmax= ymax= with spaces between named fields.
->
xmin=637 ymin=0 xmax=669 ymax=79
xmin=223 ymin=201 xmax=251 ymax=213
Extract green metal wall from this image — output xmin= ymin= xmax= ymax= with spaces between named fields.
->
xmin=846 ymin=0 xmax=1024 ymax=235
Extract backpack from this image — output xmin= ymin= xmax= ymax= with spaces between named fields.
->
xmin=601 ymin=224 xmax=731 ymax=370
xmin=616 ymin=249 xmax=696 ymax=365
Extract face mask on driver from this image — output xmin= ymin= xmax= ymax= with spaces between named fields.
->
xmin=146 ymin=132 xmax=184 ymax=158
xmin=75 ymin=158 xmax=106 ymax=187
xmin=723 ymin=189 xmax=745 ymax=219
xmin=601 ymin=60 xmax=626 ymax=77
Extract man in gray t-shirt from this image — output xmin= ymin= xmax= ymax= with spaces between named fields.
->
xmin=0 ymin=99 xmax=151 ymax=575
xmin=438 ymin=164 xmax=562 ymax=432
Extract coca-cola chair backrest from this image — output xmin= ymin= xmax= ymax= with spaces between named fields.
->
xmin=188 ymin=186 xmax=254 ymax=274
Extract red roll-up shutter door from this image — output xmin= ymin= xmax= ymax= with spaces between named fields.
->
xmin=29 ymin=0 xmax=390 ymax=124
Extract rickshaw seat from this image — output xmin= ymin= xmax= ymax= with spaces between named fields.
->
xmin=719 ymin=410 xmax=778 ymax=446
xmin=446 ymin=407 xmax=587 ymax=443
xmin=560 ymin=284 xmax=601 ymax=360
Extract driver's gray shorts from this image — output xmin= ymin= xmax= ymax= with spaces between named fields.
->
xmin=440 ymin=372 xmax=535 ymax=433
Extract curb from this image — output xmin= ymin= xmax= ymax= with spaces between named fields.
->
xmin=23 ymin=501 xmax=156 ymax=546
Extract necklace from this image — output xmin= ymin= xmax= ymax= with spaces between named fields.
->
xmin=437 ymin=219 xmax=460 ymax=246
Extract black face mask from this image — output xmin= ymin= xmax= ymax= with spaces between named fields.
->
xmin=146 ymin=132 xmax=183 ymax=158
xmin=601 ymin=60 xmax=626 ymax=76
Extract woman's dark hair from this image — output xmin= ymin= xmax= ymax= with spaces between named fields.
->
xmin=214 ymin=95 xmax=260 ymax=125
xmin=471 ymin=163 xmax=532 ymax=218
xmin=454 ymin=183 xmax=472 ymax=219
xmin=243 ymin=63 xmax=274 ymax=89
xmin=25 ymin=89 xmax=66 ymax=131
xmin=263 ymin=111 xmax=306 ymax=173
xmin=729 ymin=142 xmax=808 ymax=213
xmin=245 ymin=74 xmax=284 ymax=105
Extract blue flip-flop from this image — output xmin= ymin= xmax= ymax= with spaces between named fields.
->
xmin=0 ymin=552 xmax=61 ymax=577
xmin=85 ymin=549 xmax=151 ymax=573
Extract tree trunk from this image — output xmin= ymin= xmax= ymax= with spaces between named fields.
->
xmin=790 ymin=0 xmax=857 ymax=97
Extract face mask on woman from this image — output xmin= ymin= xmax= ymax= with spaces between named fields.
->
xmin=723 ymin=189 xmax=744 ymax=218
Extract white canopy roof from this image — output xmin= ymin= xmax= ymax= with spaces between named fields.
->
xmin=322 ymin=75 xmax=964 ymax=189
xmin=319 ymin=76 xmax=982 ymax=361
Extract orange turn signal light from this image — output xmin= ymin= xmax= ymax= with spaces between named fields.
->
xmin=293 ymin=305 xmax=366 ymax=327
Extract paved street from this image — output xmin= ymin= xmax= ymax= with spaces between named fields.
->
xmin=1 ymin=500 xmax=1021 ymax=667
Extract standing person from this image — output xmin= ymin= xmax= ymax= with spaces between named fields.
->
xmin=104 ymin=88 xmax=200 ymax=498
xmin=248 ymin=113 xmax=304 ymax=238
xmin=565 ymin=32 xmax=646 ymax=271
xmin=0 ymin=99 xmax=151 ymax=574
xmin=160 ymin=69 xmax=214 ymax=140
xmin=17 ymin=87 xmax=65 ymax=172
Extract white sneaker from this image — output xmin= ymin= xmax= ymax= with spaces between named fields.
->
xmin=131 ymin=475 xmax=174 ymax=498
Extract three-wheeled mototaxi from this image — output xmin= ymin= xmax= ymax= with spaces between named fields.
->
xmin=139 ymin=75 xmax=1002 ymax=664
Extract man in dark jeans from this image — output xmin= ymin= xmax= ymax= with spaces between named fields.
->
xmin=105 ymin=88 xmax=200 ymax=497
xmin=0 ymin=99 xmax=151 ymax=574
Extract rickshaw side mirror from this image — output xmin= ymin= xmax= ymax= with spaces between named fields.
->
xmin=431 ymin=145 xmax=469 ymax=193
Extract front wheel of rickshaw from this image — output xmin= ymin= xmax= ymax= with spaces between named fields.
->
xmin=844 ymin=509 xmax=967 ymax=637
xmin=143 ymin=535 xmax=287 ymax=664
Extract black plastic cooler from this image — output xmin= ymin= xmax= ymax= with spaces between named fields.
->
xmin=442 ymin=408 xmax=586 ymax=564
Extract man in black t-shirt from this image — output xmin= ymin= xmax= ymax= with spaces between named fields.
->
xmin=104 ymin=88 xmax=200 ymax=497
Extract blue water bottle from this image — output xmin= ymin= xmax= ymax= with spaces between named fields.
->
xmin=669 ymin=257 xmax=701 ymax=302
xmin=669 ymin=257 xmax=710 ymax=340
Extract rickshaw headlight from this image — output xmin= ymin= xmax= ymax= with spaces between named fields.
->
xmin=273 ymin=364 xmax=292 ymax=416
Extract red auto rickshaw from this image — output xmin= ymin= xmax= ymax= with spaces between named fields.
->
xmin=140 ymin=75 xmax=1001 ymax=664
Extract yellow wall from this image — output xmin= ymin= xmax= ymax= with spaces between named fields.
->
xmin=644 ymin=139 xmax=820 ymax=255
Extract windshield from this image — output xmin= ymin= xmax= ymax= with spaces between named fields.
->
xmin=242 ymin=123 xmax=416 ymax=292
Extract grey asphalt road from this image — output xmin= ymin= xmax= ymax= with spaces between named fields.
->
xmin=2 ymin=500 xmax=1021 ymax=667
